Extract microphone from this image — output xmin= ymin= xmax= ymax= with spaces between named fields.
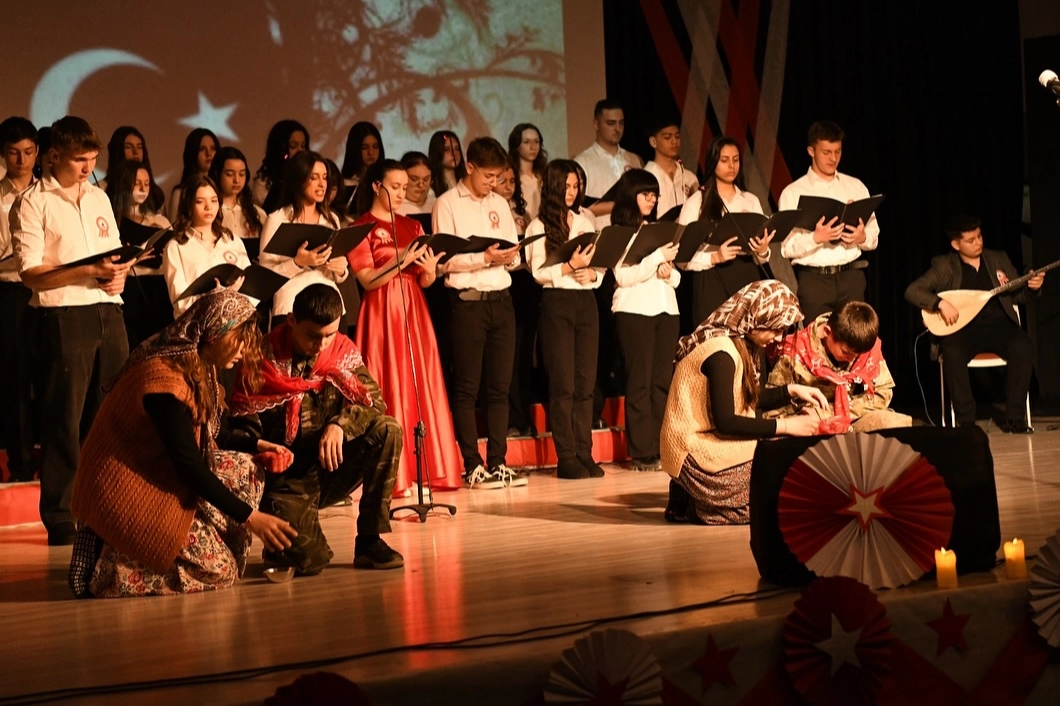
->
xmin=1039 ymin=70 xmax=1060 ymax=97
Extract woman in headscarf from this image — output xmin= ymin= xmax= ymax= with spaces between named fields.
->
xmin=68 ymin=292 xmax=297 ymax=598
xmin=660 ymin=280 xmax=827 ymax=525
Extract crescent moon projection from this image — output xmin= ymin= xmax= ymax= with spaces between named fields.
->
xmin=30 ymin=49 xmax=161 ymax=127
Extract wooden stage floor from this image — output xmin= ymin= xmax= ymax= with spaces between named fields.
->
xmin=2 ymin=420 xmax=1059 ymax=705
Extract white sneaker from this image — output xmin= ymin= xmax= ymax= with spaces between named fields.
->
xmin=463 ymin=464 xmax=505 ymax=490
xmin=492 ymin=464 xmax=529 ymax=487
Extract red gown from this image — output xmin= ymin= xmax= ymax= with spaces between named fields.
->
xmin=347 ymin=213 xmax=462 ymax=496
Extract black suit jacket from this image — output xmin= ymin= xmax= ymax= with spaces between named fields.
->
xmin=904 ymin=249 xmax=1031 ymax=328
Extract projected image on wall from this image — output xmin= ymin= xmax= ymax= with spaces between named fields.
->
xmin=4 ymin=0 xmax=567 ymax=183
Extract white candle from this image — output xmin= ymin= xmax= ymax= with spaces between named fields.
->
xmin=935 ymin=548 xmax=958 ymax=589
xmin=1003 ymin=538 xmax=1027 ymax=579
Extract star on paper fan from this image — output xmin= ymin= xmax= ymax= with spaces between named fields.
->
xmin=179 ymin=92 xmax=239 ymax=141
xmin=840 ymin=485 xmax=890 ymax=531
xmin=926 ymin=598 xmax=972 ymax=655
xmin=692 ymin=634 xmax=739 ymax=691
xmin=585 ymin=673 xmax=630 ymax=706
xmin=814 ymin=614 xmax=862 ymax=675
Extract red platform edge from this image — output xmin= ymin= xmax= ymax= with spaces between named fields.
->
xmin=0 ymin=398 xmax=631 ymax=528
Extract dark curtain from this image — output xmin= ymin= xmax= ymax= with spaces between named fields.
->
xmin=602 ymin=0 xmax=1025 ymax=411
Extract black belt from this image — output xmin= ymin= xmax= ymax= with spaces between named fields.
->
xmin=797 ymin=261 xmax=867 ymax=275
xmin=454 ymin=289 xmax=511 ymax=302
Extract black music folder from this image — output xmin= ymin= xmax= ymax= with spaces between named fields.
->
xmin=621 ymin=221 xmax=683 ymax=265
xmin=708 ymin=210 xmax=804 ymax=249
xmin=176 ymin=264 xmax=288 ymax=301
xmin=795 ymin=194 xmax=884 ymax=230
xmin=263 ymin=222 xmax=374 ymax=258
xmin=673 ymin=220 xmax=714 ymax=264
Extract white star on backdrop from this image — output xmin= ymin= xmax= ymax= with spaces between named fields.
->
xmin=844 ymin=486 xmax=888 ymax=529
xmin=814 ymin=614 xmax=862 ymax=675
xmin=179 ymin=92 xmax=238 ymax=141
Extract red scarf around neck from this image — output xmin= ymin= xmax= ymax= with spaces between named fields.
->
xmin=230 ymin=323 xmax=373 ymax=444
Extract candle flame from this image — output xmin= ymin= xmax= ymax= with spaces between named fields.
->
xmin=1013 ymin=538 xmax=1020 ymax=544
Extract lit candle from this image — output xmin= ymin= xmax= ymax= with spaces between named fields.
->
xmin=1003 ymin=538 xmax=1027 ymax=579
xmin=935 ymin=548 xmax=958 ymax=589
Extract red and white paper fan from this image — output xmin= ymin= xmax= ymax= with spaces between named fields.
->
xmin=783 ymin=576 xmax=893 ymax=706
xmin=544 ymin=629 xmax=662 ymax=705
xmin=778 ymin=434 xmax=954 ymax=588
xmin=1030 ymin=529 xmax=1060 ymax=648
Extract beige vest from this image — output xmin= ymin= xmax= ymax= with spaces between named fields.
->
xmin=660 ymin=336 xmax=759 ymax=478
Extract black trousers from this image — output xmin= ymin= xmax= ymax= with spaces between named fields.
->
xmin=449 ymin=293 xmax=516 ymax=470
xmin=34 ymin=304 xmax=128 ymax=532
xmin=260 ymin=416 xmax=401 ymax=575
xmin=538 ymin=289 xmax=599 ymax=461
xmin=940 ymin=319 xmax=1034 ymax=424
xmin=794 ymin=268 xmax=866 ymax=320
xmin=121 ymin=273 xmax=173 ymax=349
xmin=0 ymin=282 xmax=36 ymax=480
xmin=508 ymin=269 xmax=541 ymax=433
xmin=615 ymin=312 xmax=680 ymax=460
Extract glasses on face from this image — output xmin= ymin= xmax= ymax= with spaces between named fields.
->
xmin=640 ymin=192 xmax=658 ymax=202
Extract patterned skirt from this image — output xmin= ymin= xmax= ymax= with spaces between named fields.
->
xmin=75 ymin=451 xmax=264 ymax=598
xmin=670 ymin=455 xmax=753 ymax=525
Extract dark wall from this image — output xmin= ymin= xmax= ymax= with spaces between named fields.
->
xmin=602 ymin=0 xmax=1026 ymax=411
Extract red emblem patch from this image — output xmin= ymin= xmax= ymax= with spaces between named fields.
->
xmin=224 ymin=251 xmax=239 ymax=264
xmin=96 ymin=216 xmax=110 ymax=239
xmin=488 ymin=211 xmax=500 ymax=229
xmin=996 ymin=269 xmax=1008 ymax=286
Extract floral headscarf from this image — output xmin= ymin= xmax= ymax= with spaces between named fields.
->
xmin=675 ymin=280 xmax=802 ymax=363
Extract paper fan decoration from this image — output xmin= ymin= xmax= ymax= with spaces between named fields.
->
xmin=783 ymin=576 xmax=893 ymax=706
xmin=1030 ymin=529 xmax=1060 ymax=648
xmin=544 ymin=629 xmax=662 ymax=705
xmin=778 ymin=434 xmax=954 ymax=588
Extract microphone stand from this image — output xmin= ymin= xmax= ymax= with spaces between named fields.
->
xmin=377 ymin=186 xmax=456 ymax=522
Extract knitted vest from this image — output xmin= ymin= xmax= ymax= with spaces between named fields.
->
xmin=660 ymin=336 xmax=758 ymax=478
xmin=71 ymin=357 xmax=202 ymax=573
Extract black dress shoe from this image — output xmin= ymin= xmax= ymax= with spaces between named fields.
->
xmin=556 ymin=458 xmax=590 ymax=479
xmin=578 ymin=456 xmax=605 ymax=477
xmin=999 ymin=419 xmax=1034 ymax=434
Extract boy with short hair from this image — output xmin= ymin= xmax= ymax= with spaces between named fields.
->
xmin=433 ymin=136 xmax=527 ymax=488
xmin=12 ymin=116 xmax=132 ymax=544
xmin=643 ymin=118 xmax=698 ymax=218
xmin=766 ymin=301 xmax=910 ymax=433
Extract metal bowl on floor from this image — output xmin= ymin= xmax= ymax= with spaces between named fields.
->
xmin=263 ymin=567 xmax=295 ymax=583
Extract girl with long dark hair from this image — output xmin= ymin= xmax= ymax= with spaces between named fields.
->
xmin=162 ymin=176 xmax=253 ymax=319
xmin=340 ymin=122 xmax=383 ymax=213
xmin=258 ymin=150 xmax=349 ymax=326
xmin=427 ymin=130 xmax=465 ymax=198
xmin=103 ymin=126 xmax=164 ymax=211
xmin=209 ymin=147 xmax=266 ymax=260
xmin=167 ymin=128 xmax=220 ymax=221
xmin=611 ymin=169 xmax=681 ymax=471
xmin=253 ymin=120 xmax=309 ymax=211
xmin=508 ymin=123 xmax=546 ymax=222
xmin=677 ymin=136 xmax=790 ymax=325
xmin=525 ymin=160 xmax=603 ymax=479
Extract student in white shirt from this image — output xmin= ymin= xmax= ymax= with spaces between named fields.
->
xmin=259 ymin=150 xmax=349 ymax=328
xmin=428 ymin=130 xmax=466 ymax=199
xmin=643 ymin=118 xmax=699 ymax=219
xmin=340 ymin=121 xmax=384 ymax=217
xmin=778 ymin=120 xmax=879 ymax=319
xmin=396 ymin=151 xmax=436 ymax=216
xmin=209 ymin=147 xmax=266 ymax=260
xmin=253 ymin=120 xmax=309 ymax=212
xmin=0 ymin=117 xmax=38 ymax=482
xmin=677 ymin=136 xmax=793 ymax=325
xmin=162 ymin=176 xmax=252 ymax=318
xmin=573 ymin=99 xmax=644 ymax=223
xmin=102 ymin=126 xmax=165 ymax=212
xmin=11 ymin=116 xmax=133 ymax=545
xmin=610 ymin=170 xmax=680 ymax=472
xmin=167 ymin=128 xmax=219 ymax=221
xmin=508 ymin=123 xmax=546 ymax=222
xmin=106 ymin=159 xmax=173 ymax=345
xmin=433 ymin=136 xmax=525 ymax=489
xmin=526 ymin=160 xmax=606 ymax=479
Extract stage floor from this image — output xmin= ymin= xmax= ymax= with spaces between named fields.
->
xmin=2 ymin=420 xmax=1059 ymax=705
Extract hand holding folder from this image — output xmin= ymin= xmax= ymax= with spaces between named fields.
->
xmin=263 ymin=222 xmax=374 ymax=259
xmin=795 ymin=194 xmax=884 ymax=231
xmin=177 ymin=263 xmax=289 ymax=301
xmin=60 ymin=225 xmax=176 ymax=270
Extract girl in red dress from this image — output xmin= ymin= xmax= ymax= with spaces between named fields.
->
xmin=346 ymin=159 xmax=462 ymax=497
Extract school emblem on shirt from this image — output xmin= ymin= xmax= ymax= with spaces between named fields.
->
xmin=96 ymin=216 xmax=111 ymax=239
xmin=224 ymin=251 xmax=239 ymax=264
xmin=488 ymin=211 xmax=500 ymax=229
xmin=374 ymin=227 xmax=392 ymax=243
xmin=996 ymin=270 xmax=1008 ymax=286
